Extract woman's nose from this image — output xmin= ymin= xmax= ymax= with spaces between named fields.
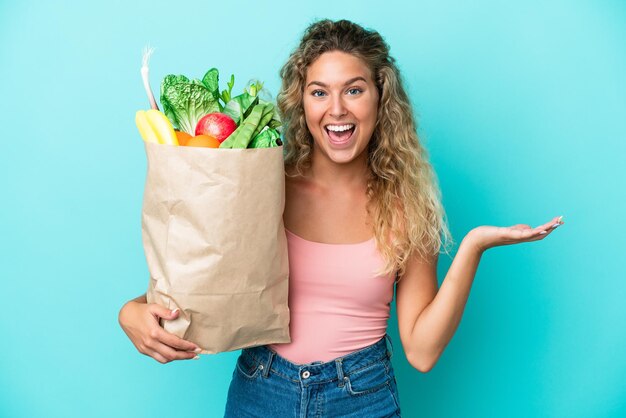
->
xmin=329 ymin=95 xmax=347 ymax=118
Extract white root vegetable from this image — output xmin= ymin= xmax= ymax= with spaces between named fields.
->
xmin=141 ymin=46 xmax=159 ymax=111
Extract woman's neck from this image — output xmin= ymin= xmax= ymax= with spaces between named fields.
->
xmin=308 ymin=151 xmax=370 ymax=190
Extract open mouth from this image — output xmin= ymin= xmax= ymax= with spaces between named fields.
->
xmin=324 ymin=124 xmax=356 ymax=144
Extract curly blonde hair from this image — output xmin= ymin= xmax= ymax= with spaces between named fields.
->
xmin=277 ymin=19 xmax=454 ymax=279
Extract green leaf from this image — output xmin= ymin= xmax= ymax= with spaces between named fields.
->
xmin=160 ymin=74 xmax=190 ymax=130
xmin=249 ymin=126 xmax=282 ymax=148
xmin=160 ymin=74 xmax=219 ymax=135
xmin=228 ymin=74 xmax=235 ymax=90
xmin=201 ymin=68 xmax=220 ymax=99
xmin=220 ymin=89 xmax=231 ymax=105
xmin=220 ymin=74 xmax=235 ymax=105
xmin=222 ymin=99 xmax=242 ymax=124
xmin=222 ymin=92 xmax=259 ymax=125
xmin=242 ymin=95 xmax=259 ymax=119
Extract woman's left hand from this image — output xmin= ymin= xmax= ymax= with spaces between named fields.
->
xmin=467 ymin=215 xmax=564 ymax=253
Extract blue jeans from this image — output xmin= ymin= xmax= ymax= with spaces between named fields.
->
xmin=224 ymin=334 xmax=402 ymax=417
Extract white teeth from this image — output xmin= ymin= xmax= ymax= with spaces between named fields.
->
xmin=326 ymin=124 xmax=355 ymax=132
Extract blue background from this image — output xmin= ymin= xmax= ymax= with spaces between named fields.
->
xmin=1 ymin=0 xmax=625 ymax=417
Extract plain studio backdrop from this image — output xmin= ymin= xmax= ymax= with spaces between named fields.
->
xmin=1 ymin=1 xmax=624 ymax=417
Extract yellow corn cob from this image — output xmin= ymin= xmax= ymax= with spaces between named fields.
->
xmin=135 ymin=110 xmax=159 ymax=143
xmin=146 ymin=109 xmax=179 ymax=145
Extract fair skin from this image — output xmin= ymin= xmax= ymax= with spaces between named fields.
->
xmin=119 ymin=50 xmax=563 ymax=368
xmin=285 ymin=50 xmax=379 ymax=243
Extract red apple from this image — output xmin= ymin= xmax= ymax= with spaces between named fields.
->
xmin=195 ymin=113 xmax=237 ymax=143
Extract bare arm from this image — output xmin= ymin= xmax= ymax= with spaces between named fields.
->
xmin=131 ymin=293 xmax=147 ymax=303
xmin=397 ymin=216 xmax=564 ymax=372
xmin=397 ymin=235 xmax=481 ymax=372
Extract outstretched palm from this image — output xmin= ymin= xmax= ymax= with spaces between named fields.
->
xmin=469 ymin=216 xmax=564 ymax=252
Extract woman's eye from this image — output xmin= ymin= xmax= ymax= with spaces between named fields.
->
xmin=310 ymin=88 xmax=362 ymax=97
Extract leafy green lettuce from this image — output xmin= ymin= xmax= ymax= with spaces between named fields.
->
xmin=249 ymin=126 xmax=282 ymax=148
xmin=160 ymin=70 xmax=221 ymax=135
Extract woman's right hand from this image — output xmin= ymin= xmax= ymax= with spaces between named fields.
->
xmin=118 ymin=299 xmax=202 ymax=364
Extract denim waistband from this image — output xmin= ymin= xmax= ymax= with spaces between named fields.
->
xmin=242 ymin=334 xmax=395 ymax=387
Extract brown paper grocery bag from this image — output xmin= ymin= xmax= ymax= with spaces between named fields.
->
xmin=141 ymin=141 xmax=291 ymax=354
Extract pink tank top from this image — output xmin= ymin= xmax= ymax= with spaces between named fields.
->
xmin=267 ymin=228 xmax=396 ymax=364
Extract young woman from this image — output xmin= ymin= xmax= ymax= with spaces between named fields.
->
xmin=119 ymin=19 xmax=563 ymax=417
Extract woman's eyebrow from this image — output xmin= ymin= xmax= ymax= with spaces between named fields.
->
xmin=306 ymin=76 xmax=367 ymax=88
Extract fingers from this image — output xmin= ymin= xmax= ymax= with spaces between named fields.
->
xmin=510 ymin=216 xmax=564 ymax=236
xmin=537 ymin=215 xmax=565 ymax=235
xmin=160 ymin=330 xmax=201 ymax=353
xmin=150 ymin=341 xmax=200 ymax=363
xmin=479 ymin=216 xmax=565 ymax=249
xmin=148 ymin=303 xmax=179 ymax=321
xmin=145 ymin=347 xmax=196 ymax=364
xmin=147 ymin=350 xmax=169 ymax=364
xmin=140 ymin=329 xmax=200 ymax=364
xmin=507 ymin=216 xmax=564 ymax=243
xmin=140 ymin=304 xmax=201 ymax=363
xmin=152 ymin=306 xmax=202 ymax=352
xmin=543 ymin=215 xmax=564 ymax=229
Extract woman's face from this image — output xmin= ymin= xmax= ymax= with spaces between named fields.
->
xmin=303 ymin=50 xmax=379 ymax=167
